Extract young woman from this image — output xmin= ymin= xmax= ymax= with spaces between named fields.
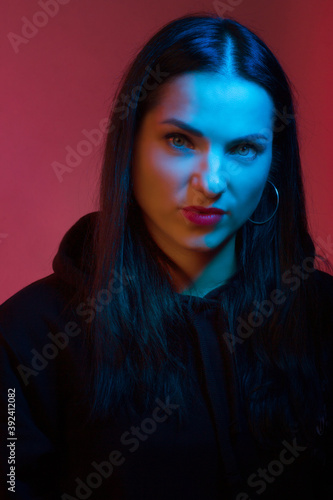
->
xmin=1 ymin=13 xmax=333 ymax=500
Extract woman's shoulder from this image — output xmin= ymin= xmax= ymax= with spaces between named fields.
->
xmin=312 ymin=267 xmax=333 ymax=287
xmin=310 ymin=268 xmax=333 ymax=314
xmin=0 ymin=273 xmax=78 ymax=357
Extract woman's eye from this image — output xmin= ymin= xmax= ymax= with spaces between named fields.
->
xmin=232 ymin=143 xmax=260 ymax=159
xmin=165 ymin=133 xmax=193 ymax=150
xmin=164 ymin=135 xmax=263 ymax=159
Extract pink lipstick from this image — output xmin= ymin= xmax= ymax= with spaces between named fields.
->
xmin=181 ymin=206 xmax=227 ymax=226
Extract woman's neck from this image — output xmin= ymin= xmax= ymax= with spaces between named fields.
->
xmin=162 ymin=234 xmax=238 ymax=297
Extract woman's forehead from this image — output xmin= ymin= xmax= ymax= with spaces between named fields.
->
xmin=143 ymin=72 xmax=275 ymax=140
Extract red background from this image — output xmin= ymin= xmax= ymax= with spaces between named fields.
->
xmin=1 ymin=0 xmax=332 ymax=304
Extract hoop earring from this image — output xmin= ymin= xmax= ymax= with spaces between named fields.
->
xmin=247 ymin=180 xmax=279 ymax=225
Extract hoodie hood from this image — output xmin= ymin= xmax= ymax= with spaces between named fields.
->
xmin=51 ymin=211 xmax=261 ymax=491
xmin=52 ymin=212 xmax=98 ymax=291
xmin=52 ymin=211 xmax=242 ymax=312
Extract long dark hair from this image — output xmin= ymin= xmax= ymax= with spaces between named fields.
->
xmin=69 ymin=13 xmax=332 ymax=450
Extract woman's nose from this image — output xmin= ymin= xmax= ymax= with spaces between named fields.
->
xmin=191 ymin=151 xmax=230 ymax=198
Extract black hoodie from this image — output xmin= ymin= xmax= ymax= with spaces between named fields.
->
xmin=0 ymin=212 xmax=333 ymax=500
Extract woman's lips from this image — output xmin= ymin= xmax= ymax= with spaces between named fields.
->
xmin=183 ymin=205 xmax=226 ymax=214
xmin=181 ymin=206 xmax=227 ymax=226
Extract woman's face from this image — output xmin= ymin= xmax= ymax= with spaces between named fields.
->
xmin=132 ymin=72 xmax=274 ymax=264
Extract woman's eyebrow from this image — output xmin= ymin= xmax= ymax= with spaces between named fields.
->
xmin=159 ymin=118 xmax=270 ymax=142
xmin=160 ymin=118 xmax=204 ymax=137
